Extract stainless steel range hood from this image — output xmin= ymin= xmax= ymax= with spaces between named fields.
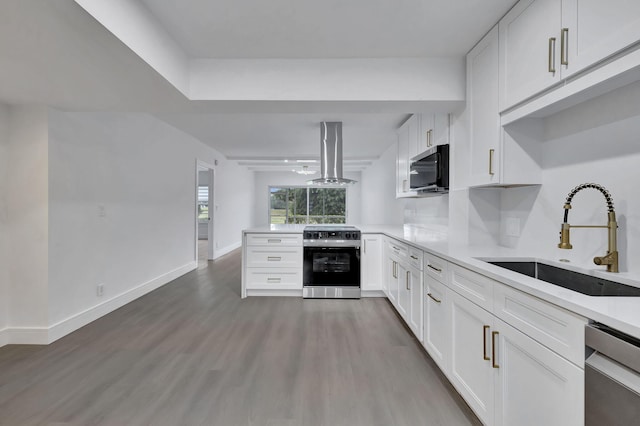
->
xmin=309 ymin=122 xmax=357 ymax=185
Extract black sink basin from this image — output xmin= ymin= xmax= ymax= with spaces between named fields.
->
xmin=487 ymin=261 xmax=640 ymax=296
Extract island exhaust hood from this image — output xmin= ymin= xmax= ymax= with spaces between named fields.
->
xmin=309 ymin=122 xmax=357 ymax=185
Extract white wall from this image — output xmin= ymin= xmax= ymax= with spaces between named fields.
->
xmin=253 ymin=171 xmax=361 ymax=226
xmin=6 ymin=106 xmax=50 ymax=333
xmin=498 ymin=81 xmax=640 ymax=274
xmin=360 ymin=143 xmax=404 ymax=225
xmin=47 ymin=110 xmax=254 ymax=328
xmin=0 ymin=104 xmax=8 ymax=341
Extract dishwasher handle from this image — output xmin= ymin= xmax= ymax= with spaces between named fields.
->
xmin=586 ymin=324 xmax=640 ymax=374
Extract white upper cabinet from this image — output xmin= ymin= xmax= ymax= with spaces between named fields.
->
xmin=499 ymin=0 xmax=562 ymax=110
xmin=500 ymin=0 xmax=640 ymax=111
xmin=468 ymin=25 xmax=502 ymax=186
xmin=561 ymin=0 xmax=640 ymax=78
xmin=397 ymin=113 xmax=450 ymax=197
xmin=467 ymin=25 xmax=542 ymax=187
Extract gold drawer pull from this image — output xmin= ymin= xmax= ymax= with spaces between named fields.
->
xmin=561 ymin=28 xmax=569 ymax=66
xmin=267 ymin=256 xmax=281 ymax=261
xmin=427 ymin=264 xmax=442 ymax=273
xmin=483 ymin=325 xmax=490 ymax=361
xmin=267 ymin=239 xmax=282 ymax=243
xmin=489 ymin=149 xmax=495 ymax=176
xmin=492 ymin=331 xmax=500 ymax=368
xmin=267 ymin=277 xmax=281 ymax=282
xmin=427 ymin=293 xmax=441 ymax=304
xmin=548 ymin=37 xmax=556 ymax=73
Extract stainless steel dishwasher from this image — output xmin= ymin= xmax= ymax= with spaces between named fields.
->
xmin=585 ymin=323 xmax=640 ymax=425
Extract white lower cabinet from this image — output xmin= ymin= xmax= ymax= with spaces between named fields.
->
xmin=447 ymin=287 xmax=584 ymax=426
xmin=449 ymin=289 xmax=496 ymax=425
xmin=396 ymin=262 xmax=409 ymax=319
xmin=407 ymin=265 xmax=423 ymax=342
xmin=423 ymin=276 xmax=449 ymax=373
xmin=361 ymin=234 xmax=383 ymax=293
xmin=494 ymin=318 xmax=584 ymax=426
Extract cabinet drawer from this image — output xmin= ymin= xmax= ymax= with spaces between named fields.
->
xmin=424 ymin=252 xmax=448 ymax=282
xmin=245 ymin=246 xmax=302 ymax=268
xmin=407 ymin=247 xmax=423 ymax=271
xmin=387 ymin=239 xmax=408 ymax=259
xmin=493 ymin=282 xmax=587 ymax=366
xmin=245 ymin=268 xmax=301 ymax=290
xmin=245 ymin=233 xmax=302 ymax=247
xmin=449 ymin=264 xmax=494 ymax=311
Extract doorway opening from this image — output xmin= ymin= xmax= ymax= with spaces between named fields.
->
xmin=196 ymin=160 xmax=215 ymax=269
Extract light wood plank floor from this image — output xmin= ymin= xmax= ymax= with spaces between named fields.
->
xmin=0 ymin=250 xmax=480 ymax=426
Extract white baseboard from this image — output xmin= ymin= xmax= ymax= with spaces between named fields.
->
xmin=3 ymin=327 xmax=50 ymax=345
xmin=213 ymin=241 xmax=241 ymax=259
xmin=47 ymin=261 xmax=197 ymax=344
xmin=362 ymin=290 xmax=386 ymax=297
xmin=246 ymin=289 xmax=303 ymax=297
xmin=0 ymin=328 xmax=8 ymax=347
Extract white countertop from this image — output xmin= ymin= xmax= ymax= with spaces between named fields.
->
xmin=243 ymin=224 xmax=640 ymax=339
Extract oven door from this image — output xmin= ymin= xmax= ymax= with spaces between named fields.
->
xmin=303 ymin=246 xmax=360 ymax=287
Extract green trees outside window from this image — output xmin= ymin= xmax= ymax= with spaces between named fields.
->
xmin=269 ymin=187 xmax=346 ymax=224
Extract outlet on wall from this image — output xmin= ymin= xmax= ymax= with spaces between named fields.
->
xmin=97 ymin=283 xmax=104 ymax=297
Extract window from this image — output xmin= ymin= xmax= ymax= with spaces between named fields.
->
xmin=269 ymin=186 xmax=347 ymax=224
xmin=198 ymin=185 xmax=209 ymax=221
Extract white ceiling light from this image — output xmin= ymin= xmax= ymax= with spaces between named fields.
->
xmin=294 ymin=165 xmax=317 ymax=175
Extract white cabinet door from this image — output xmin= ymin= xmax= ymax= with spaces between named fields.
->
xmin=430 ymin=114 xmax=450 ymax=148
xmin=396 ymin=124 xmax=410 ymax=197
xmin=361 ymin=234 xmax=382 ymax=292
xmin=468 ymin=24 xmax=502 ymax=186
xmin=397 ymin=262 xmax=409 ymax=319
xmin=494 ymin=318 xmax=584 ymax=426
xmin=561 ymin=0 xmax=640 ymax=78
xmin=424 ymin=276 xmax=449 ymax=373
xmin=387 ymin=257 xmax=399 ymax=306
xmin=449 ymin=289 xmax=495 ymax=425
xmin=500 ymin=0 xmax=562 ymax=110
xmin=406 ymin=114 xmax=421 ymax=160
xmin=408 ymin=265 xmax=423 ymax=342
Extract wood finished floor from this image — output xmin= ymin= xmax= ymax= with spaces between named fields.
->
xmin=0 ymin=250 xmax=480 ymax=426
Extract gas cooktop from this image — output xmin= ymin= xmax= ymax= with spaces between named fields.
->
xmin=303 ymin=225 xmax=360 ymax=243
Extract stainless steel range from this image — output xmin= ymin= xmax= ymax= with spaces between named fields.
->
xmin=303 ymin=225 xmax=361 ymax=299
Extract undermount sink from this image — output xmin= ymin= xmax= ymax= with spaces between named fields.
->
xmin=484 ymin=260 xmax=640 ymax=297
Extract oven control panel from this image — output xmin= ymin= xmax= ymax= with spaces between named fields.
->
xmin=303 ymin=230 xmax=361 ymax=240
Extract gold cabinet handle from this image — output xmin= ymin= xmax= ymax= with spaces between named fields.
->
xmin=427 ymin=264 xmax=442 ymax=273
xmin=492 ymin=331 xmax=500 ymax=368
xmin=561 ymin=28 xmax=569 ymax=66
xmin=364 ymin=239 xmax=367 ymax=254
xmin=427 ymin=293 xmax=441 ymax=304
xmin=548 ymin=37 xmax=556 ymax=73
xmin=267 ymin=256 xmax=281 ymax=261
xmin=393 ymin=261 xmax=397 ymax=279
xmin=267 ymin=239 xmax=282 ymax=243
xmin=489 ymin=149 xmax=495 ymax=176
xmin=267 ymin=277 xmax=281 ymax=282
xmin=406 ymin=270 xmax=411 ymax=290
xmin=483 ymin=325 xmax=490 ymax=361
xmin=428 ymin=129 xmax=433 ymax=147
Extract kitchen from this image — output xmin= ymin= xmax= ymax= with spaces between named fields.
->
xmin=2 ymin=0 xmax=640 ymax=425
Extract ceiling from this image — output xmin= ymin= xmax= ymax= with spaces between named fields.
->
xmin=139 ymin=0 xmax=517 ymax=59
xmin=0 ymin=0 xmax=519 ymax=171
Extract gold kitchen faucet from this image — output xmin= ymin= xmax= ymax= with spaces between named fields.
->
xmin=558 ymin=183 xmax=619 ymax=273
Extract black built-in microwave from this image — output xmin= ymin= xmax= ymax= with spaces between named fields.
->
xmin=409 ymin=144 xmax=449 ymax=193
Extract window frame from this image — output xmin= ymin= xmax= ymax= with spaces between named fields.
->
xmin=268 ymin=185 xmax=348 ymax=225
